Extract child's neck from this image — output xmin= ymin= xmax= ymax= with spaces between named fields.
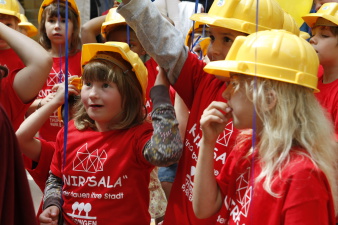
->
xmin=322 ymin=64 xmax=338 ymax=84
xmin=49 ymin=44 xmax=66 ymax=58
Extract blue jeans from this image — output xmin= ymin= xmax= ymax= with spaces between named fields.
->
xmin=158 ymin=163 xmax=178 ymax=183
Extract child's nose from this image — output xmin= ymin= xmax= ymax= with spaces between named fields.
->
xmin=89 ymin=87 xmax=99 ymax=98
xmin=309 ymin=36 xmax=316 ymax=45
xmin=208 ymin=42 xmax=223 ymax=61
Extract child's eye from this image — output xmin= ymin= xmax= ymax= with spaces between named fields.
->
xmin=209 ymin=35 xmax=215 ymax=42
xmin=102 ymin=83 xmax=110 ymax=88
xmin=224 ymin=37 xmax=233 ymax=43
xmin=84 ymin=82 xmax=91 ymax=86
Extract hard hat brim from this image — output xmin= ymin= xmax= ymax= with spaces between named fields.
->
xmin=81 ymin=42 xmax=148 ymax=97
xmin=190 ymin=13 xmax=269 ymax=35
xmin=38 ymin=0 xmax=80 ymax=25
xmin=204 ymin=60 xmax=319 ymax=92
xmin=302 ymin=14 xmax=338 ymax=28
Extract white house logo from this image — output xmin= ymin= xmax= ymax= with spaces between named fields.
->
xmin=73 ymin=143 xmax=107 ymax=173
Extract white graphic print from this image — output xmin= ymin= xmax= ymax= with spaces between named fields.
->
xmin=67 ymin=202 xmax=97 ymax=220
xmin=73 ymin=143 xmax=108 ymax=173
xmin=216 ymin=121 xmax=233 ymax=147
xmin=224 ymin=167 xmax=252 ymax=224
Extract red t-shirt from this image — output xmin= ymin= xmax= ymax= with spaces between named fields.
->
xmin=50 ymin=121 xmax=154 ymax=225
xmin=0 ymin=48 xmax=29 ymax=131
xmin=315 ymin=75 xmax=338 ymax=141
xmin=38 ymin=51 xmax=82 ymax=141
xmin=0 ymin=48 xmax=25 ymax=73
xmin=163 ymin=53 xmax=239 ymax=225
xmin=24 ymin=138 xmax=56 ymax=192
xmin=0 ymin=69 xmax=31 ymax=131
xmin=215 ymin=138 xmax=335 ymax=225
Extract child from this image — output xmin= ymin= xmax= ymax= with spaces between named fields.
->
xmin=18 ymin=14 xmax=38 ymax=38
xmin=27 ymin=0 xmax=82 ymax=142
xmin=82 ymin=9 xmax=176 ymax=223
xmin=0 ymin=8 xmax=52 ymax=130
xmin=39 ymin=41 xmax=182 ymax=225
xmin=303 ymin=2 xmax=338 ymax=140
xmin=117 ymin=0 xmax=300 ymax=224
xmin=0 ymin=0 xmax=25 ymax=72
xmin=193 ymin=29 xmax=337 ymax=225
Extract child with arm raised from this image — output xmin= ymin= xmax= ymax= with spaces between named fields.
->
xmin=39 ymin=41 xmax=182 ymax=225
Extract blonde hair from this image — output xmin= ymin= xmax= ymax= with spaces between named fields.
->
xmin=237 ymin=74 xmax=338 ymax=212
xmin=38 ymin=2 xmax=81 ymax=55
xmin=74 ymin=51 xmax=146 ymax=131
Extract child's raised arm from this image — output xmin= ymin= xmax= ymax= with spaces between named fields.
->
xmin=118 ymin=0 xmax=187 ymax=85
xmin=193 ymin=101 xmax=232 ymax=218
xmin=143 ymin=67 xmax=183 ymax=166
xmin=81 ymin=14 xmax=106 ymax=44
xmin=16 ymin=78 xmax=80 ymax=162
xmin=0 ymin=22 xmax=52 ymax=104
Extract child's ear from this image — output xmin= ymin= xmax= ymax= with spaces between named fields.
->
xmin=265 ymin=90 xmax=277 ymax=111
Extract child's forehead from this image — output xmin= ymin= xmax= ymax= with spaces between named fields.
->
xmin=0 ymin=13 xmax=16 ymax=20
xmin=208 ymin=25 xmax=247 ymax=37
xmin=312 ymin=25 xmax=336 ymax=33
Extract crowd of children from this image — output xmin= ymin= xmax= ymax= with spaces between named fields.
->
xmin=0 ymin=0 xmax=337 ymax=224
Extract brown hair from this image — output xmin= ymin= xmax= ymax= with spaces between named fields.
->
xmin=38 ymin=2 xmax=81 ymax=55
xmin=74 ymin=51 xmax=146 ymax=131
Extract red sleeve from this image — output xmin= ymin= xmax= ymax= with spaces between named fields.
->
xmin=24 ymin=139 xmax=56 ymax=192
xmin=50 ymin=127 xmax=65 ymax=178
xmin=173 ymin=52 xmax=209 ymax=109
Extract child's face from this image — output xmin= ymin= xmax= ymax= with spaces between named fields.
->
xmin=45 ymin=14 xmax=74 ymax=47
xmin=207 ymin=26 xmax=246 ymax=61
xmin=315 ymin=0 xmax=338 ymax=11
xmin=310 ymin=26 xmax=338 ymax=66
xmin=222 ymin=75 xmax=257 ymax=130
xmin=107 ymin=29 xmax=146 ymax=57
xmin=81 ymin=80 xmax=122 ymax=132
xmin=0 ymin=14 xmax=18 ymax=50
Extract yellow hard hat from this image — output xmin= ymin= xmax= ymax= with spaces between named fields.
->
xmin=189 ymin=0 xmax=292 ymax=35
xmin=275 ymin=0 xmax=312 ymax=28
xmin=19 ymin=14 xmax=38 ymax=37
xmin=302 ymin=2 xmax=338 ymax=28
xmin=283 ymin=12 xmax=300 ymax=36
xmin=0 ymin=0 xmax=20 ymax=21
xmin=38 ymin=0 xmax=80 ymax=25
xmin=101 ymin=7 xmax=126 ymax=38
xmin=204 ymin=30 xmax=319 ymax=92
xmin=81 ymin=42 xmax=148 ymax=97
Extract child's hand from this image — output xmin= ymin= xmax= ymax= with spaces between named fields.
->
xmin=51 ymin=76 xmax=81 ymax=105
xmin=39 ymin=206 xmax=60 ymax=225
xmin=200 ymin=101 xmax=232 ymax=144
xmin=154 ymin=67 xmax=170 ymax=87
